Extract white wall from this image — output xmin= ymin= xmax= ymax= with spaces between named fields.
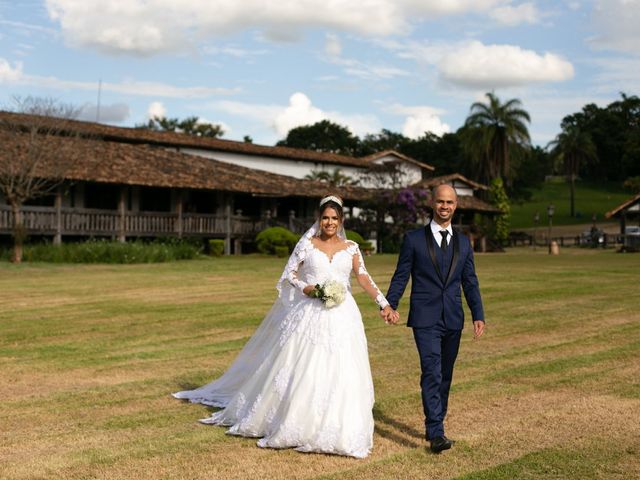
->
xmin=178 ymin=147 xmax=422 ymax=189
xmin=451 ymin=180 xmax=474 ymax=197
xmin=179 ymin=147 xmax=362 ymax=182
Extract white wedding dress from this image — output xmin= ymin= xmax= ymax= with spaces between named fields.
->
xmin=173 ymin=230 xmax=389 ymax=458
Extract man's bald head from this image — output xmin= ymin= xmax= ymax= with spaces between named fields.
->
xmin=431 ymin=183 xmax=458 ymax=226
xmin=432 ymin=183 xmax=458 ymax=201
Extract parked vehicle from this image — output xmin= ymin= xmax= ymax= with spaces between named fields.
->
xmin=579 ymin=227 xmax=604 ymax=247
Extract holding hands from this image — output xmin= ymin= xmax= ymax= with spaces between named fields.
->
xmin=380 ymin=306 xmax=400 ymax=325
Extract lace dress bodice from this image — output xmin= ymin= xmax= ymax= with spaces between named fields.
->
xmin=283 ymin=240 xmax=389 ymax=310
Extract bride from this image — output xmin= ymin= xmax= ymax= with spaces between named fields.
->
xmin=173 ymin=194 xmax=397 ymax=458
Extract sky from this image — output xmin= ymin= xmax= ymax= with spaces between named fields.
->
xmin=1 ymin=0 xmax=639 ymax=148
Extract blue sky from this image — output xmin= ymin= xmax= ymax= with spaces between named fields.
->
xmin=1 ymin=1 xmax=639 ymax=148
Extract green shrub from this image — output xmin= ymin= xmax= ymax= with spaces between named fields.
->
xmin=255 ymin=227 xmax=299 ymax=255
xmin=208 ymin=239 xmax=225 ymax=257
xmin=8 ymin=238 xmax=201 ymax=263
xmin=274 ymin=245 xmax=289 ymax=258
xmin=346 ymin=229 xmax=373 ymax=252
xmin=346 ymin=229 xmax=365 ymax=244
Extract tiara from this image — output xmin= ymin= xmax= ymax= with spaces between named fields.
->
xmin=319 ymin=195 xmax=343 ymax=207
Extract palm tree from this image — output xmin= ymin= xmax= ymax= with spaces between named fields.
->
xmin=547 ymin=125 xmax=598 ymax=217
xmin=304 ymin=168 xmax=358 ymax=187
xmin=462 ymin=92 xmax=531 ymax=185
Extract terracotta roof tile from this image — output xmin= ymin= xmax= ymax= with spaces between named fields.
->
xmin=0 ymin=110 xmax=373 ymax=168
xmin=0 ymin=130 xmax=371 ymax=201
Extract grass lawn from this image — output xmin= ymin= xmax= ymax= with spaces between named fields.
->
xmin=509 ymin=180 xmax=631 ymax=230
xmin=1 ymin=250 xmax=639 ymax=479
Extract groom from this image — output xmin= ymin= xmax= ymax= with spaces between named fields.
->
xmin=383 ymin=184 xmax=485 ymax=453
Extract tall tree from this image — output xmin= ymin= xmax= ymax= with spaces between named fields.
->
xmin=547 ymin=124 xmax=598 ymax=217
xmin=137 ymin=116 xmax=224 ymax=138
xmin=0 ymin=96 xmax=84 ymax=263
xmin=276 ymin=120 xmax=360 ymax=156
xmin=462 ymin=92 xmax=531 ymax=185
xmin=359 ymin=129 xmax=410 ymax=156
xmin=558 ymin=94 xmax=640 ymax=182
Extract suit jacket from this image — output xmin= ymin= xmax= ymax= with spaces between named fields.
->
xmin=386 ymin=226 xmax=484 ymax=330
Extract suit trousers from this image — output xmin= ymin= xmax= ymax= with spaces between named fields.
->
xmin=412 ymin=325 xmax=462 ymax=439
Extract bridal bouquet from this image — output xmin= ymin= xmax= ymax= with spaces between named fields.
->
xmin=311 ymin=280 xmax=346 ymax=308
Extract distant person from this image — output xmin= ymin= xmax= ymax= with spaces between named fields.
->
xmin=174 ymin=194 xmax=395 ymax=458
xmin=382 ymin=184 xmax=485 ymax=453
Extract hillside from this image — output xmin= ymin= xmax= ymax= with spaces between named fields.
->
xmin=509 ymin=180 xmax=631 ymax=231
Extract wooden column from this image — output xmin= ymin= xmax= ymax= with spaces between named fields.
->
xmin=176 ymin=189 xmax=183 ymax=239
xmin=53 ymin=187 xmax=62 ymax=245
xmin=288 ymin=210 xmax=295 ymax=231
xmin=224 ymin=197 xmax=232 ymax=255
xmin=118 ymin=186 xmax=127 ymax=243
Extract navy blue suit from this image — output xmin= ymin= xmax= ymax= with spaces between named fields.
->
xmin=386 ymin=225 xmax=484 ymax=439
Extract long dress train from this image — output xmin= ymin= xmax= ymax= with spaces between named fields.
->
xmin=173 ymin=237 xmax=387 ymax=458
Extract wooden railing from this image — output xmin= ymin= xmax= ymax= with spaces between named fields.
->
xmin=0 ymin=206 xmax=290 ymax=238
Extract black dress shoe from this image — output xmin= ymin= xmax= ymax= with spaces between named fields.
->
xmin=429 ymin=436 xmax=453 ymax=453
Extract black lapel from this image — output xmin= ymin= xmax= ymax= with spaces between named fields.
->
xmin=424 ymin=226 xmax=444 ymax=284
xmin=444 ymin=229 xmax=460 ymax=286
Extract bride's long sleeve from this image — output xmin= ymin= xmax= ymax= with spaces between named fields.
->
xmin=286 ymin=265 xmax=308 ymax=292
xmin=352 ymin=246 xmax=390 ymax=309
xmin=282 ymin=244 xmax=309 ymax=292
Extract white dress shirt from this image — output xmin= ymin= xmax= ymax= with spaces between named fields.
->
xmin=430 ymin=220 xmax=453 ymax=247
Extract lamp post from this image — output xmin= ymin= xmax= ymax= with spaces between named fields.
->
xmin=533 ymin=212 xmax=540 ymax=251
xmin=547 ymin=204 xmax=555 ymax=254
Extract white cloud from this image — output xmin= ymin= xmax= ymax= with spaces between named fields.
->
xmin=405 ymin=114 xmax=450 ymax=139
xmin=214 ymin=92 xmax=380 ymax=138
xmin=325 ymin=33 xmax=342 ymax=58
xmin=438 ymin=41 xmax=574 ymax=88
xmin=99 ymin=80 xmax=239 ymax=98
xmin=343 ymin=64 xmax=410 ymax=80
xmin=273 ymin=92 xmax=325 ymax=135
xmin=403 ymin=114 xmax=450 ymax=139
xmin=147 ymin=101 xmax=166 ymax=119
xmin=489 ymin=2 xmax=541 ymax=26
xmin=0 ymin=19 xmax=58 ymax=37
xmin=214 ymin=99 xmax=282 ymax=124
xmin=386 ymin=103 xmax=451 ymax=138
xmin=203 ymin=45 xmax=269 ymax=59
xmin=589 ymin=56 xmax=640 ymax=94
xmin=192 ymin=116 xmax=231 ymax=136
xmin=0 ymin=58 xmax=239 ymax=98
xmin=45 ymin=0 xmax=404 ymax=55
xmin=323 ymin=37 xmax=410 ymax=80
xmin=590 ymin=0 xmax=640 ymax=54
xmin=0 ymin=58 xmax=23 ymax=82
xmin=78 ymin=102 xmax=130 ymax=123
xmin=403 ymin=0 xmax=506 ymax=16
xmin=44 ymin=0 xmax=511 ymax=56
xmin=275 ymin=93 xmax=380 ymax=137
xmin=520 ymin=90 xmax=615 ymax=145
